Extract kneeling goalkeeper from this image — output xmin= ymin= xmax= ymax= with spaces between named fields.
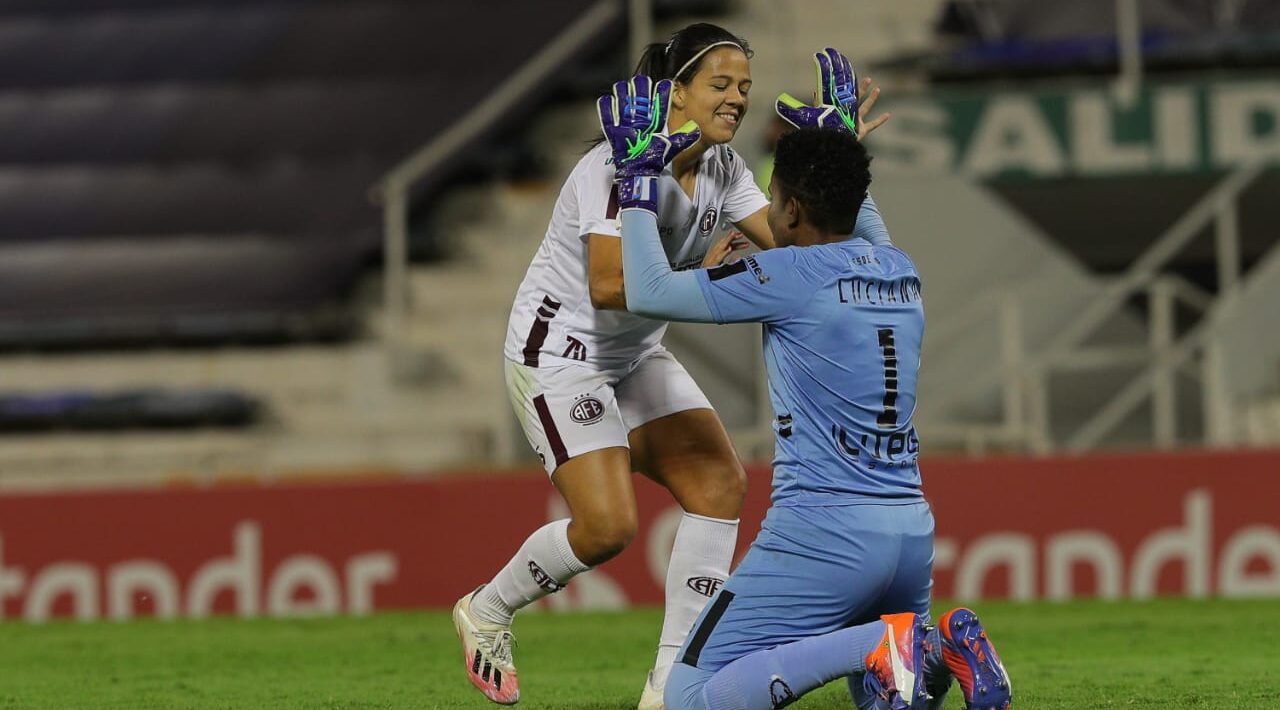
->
xmin=598 ymin=49 xmax=1014 ymax=710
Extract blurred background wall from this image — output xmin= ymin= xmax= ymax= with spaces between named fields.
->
xmin=0 ymin=0 xmax=1276 ymax=488
xmin=0 ymin=0 xmax=1278 ymax=621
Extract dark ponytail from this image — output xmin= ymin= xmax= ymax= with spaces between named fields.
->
xmin=635 ymin=42 xmax=670 ymax=80
xmin=635 ymin=23 xmax=752 ymax=83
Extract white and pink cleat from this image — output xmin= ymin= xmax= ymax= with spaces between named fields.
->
xmin=453 ymin=587 xmax=521 ymax=705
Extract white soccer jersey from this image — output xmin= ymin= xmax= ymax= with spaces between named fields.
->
xmin=504 ymin=141 xmax=768 ymax=369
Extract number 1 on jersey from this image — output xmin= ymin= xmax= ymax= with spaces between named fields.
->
xmin=876 ymin=328 xmax=898 ymax=428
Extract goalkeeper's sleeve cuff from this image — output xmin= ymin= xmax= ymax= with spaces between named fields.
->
xmin=616 ymin=175 xmax=659 ymax=214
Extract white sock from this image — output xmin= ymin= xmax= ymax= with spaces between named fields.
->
xmin=470 ymin=519 xmax=590 ymax=626
xmin=652 ymin=512 xmax=739 ymax=686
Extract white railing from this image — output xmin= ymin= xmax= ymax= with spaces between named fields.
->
xmin=371 ymin=0 xmax=621 ymax=361
xmin=949 ymin=165 xmax=1267 ymax=454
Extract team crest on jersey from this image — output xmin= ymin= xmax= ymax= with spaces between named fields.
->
xmin=570 ymin=395 xmax=605 ymax=425
xmin=699 ymin=207 xmax=718 ymax=235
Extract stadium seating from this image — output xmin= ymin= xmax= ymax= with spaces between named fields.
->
xmin=0 ymin=0 xmax=614 ymax=346
xmin=0 ymin=389 xmax=259 ymax=431
xmin=933 ymin=0 xmax=1280 ymax=79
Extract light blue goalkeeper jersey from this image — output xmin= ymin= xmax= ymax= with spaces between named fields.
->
xmin=692 ymin=241 xmax=924 ymax=506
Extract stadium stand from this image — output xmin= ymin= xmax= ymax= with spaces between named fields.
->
xmin=0 ymin=0 xmax=628 ymax=486
xmin=0 ymin=0 xmax=616 ymax=346
xmin=932 ymin=0 xmax=1280 ymax=79
xmin=0 ymin=0 xmax=1276 ymax=490
xmin=0 ymin=389 xmax=259 ymax=431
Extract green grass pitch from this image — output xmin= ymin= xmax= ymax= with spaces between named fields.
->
xmin=2 ymin=599 xmax=1278 ymax=709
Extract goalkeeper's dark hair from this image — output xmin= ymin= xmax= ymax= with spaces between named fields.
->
xmin=634 ymin=23 xmax=753 ymax=84
xmin=772 ymin=128 xmax=872 ymax=235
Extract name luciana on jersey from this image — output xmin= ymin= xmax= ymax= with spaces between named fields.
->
xmin=836 ymin=276 xmax=922 ymax=306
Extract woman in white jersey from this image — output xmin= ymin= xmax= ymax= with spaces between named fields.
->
xmin=453 ymin=23 xmax=888 ymax=708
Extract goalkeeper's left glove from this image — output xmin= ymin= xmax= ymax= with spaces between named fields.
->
xmin=597 ymin=75 xmax=701 ymax=214
xmin=775 ymin=47 xmax=859 ymax=136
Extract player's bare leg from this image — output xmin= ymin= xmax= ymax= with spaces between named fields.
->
xmin=630 ymin=409 xmax=746 ymax=709
xmin=456 ymin=447 xmax=637 ymax=704
xmin=553 ymin=447 xmax=642 ymax=565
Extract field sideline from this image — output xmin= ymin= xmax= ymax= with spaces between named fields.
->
xmin=2 ymin=599 xmax=1277 ymax=709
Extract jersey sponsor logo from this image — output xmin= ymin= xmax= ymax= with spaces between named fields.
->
xmin=769 ymin=676 xmax=797 ymax=708
xmin=745 ymin=255 xmax=770 ymax=284
xmin=562 ymin=336 xmax=587 ymax=361
xmin=699 ymin=207 xmax=718 ymax=234
xmin=685 ymin=576 xmax=724 ymax=597
xmin=833 ymin=424 xmax=920 ymax=467
xmin=569 ymin=396 xmax=605 ymax=425
xmin=528 ymin=560 xmax=564 ymax=593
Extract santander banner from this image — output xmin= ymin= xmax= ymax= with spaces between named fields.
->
xmin=1 ymin=449 xmax=1278 ymax=622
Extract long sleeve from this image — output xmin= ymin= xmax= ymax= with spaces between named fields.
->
xmin=619 ymin=209 xmax=717 ymax=323
xmin=853 ymin=194 xmax=891 ymax=246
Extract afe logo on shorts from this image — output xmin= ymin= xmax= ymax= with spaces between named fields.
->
xmin=570 ymin=396 xmax=605 ymax=425
xmin=686 ymin=576 xmax=724 ymax=597
xmin=699 ymin=207 xmax=718 ymax=235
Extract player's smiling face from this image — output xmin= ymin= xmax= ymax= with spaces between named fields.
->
xmin=672 ymin=47 xmax=751 ymax=145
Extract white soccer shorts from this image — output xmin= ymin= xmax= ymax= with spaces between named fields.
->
xmin=505 ymin=347 xmax=714 ymax=476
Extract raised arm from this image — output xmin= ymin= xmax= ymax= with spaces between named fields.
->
xmin=594 ymin=75 xmax=713 ymax=321
xmin=854 ymin=194 xmax=891 ymax=246
xmin=774 ymin=48 xmax=892 ymax=246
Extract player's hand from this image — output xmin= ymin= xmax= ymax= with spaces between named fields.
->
xmin=856 ymin=76 xmax=890 ymax=140
xmin=701 ymin=230 xmax=751 ymax=268
xmin=598 ymin=75 xmax=700 ymax=213
xmin=778 ymin=47 xmax=890 ymax=140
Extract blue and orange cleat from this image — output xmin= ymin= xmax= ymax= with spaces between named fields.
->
xmin=939 ymin=607 xmax=1012 ymax=710
xmin=863 ymin=612 xmax=933 ymax=709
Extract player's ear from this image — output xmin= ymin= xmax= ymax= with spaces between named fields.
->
xmin=785 ymin=196 xmax=802 ymax=231
xmin=670 ymin=80 xmax=687 ymax=111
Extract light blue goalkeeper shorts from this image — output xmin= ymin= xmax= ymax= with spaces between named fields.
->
xmin=675 ymin=500 xmax=935 ymax=674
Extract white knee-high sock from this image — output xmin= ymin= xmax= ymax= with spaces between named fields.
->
xmin=653 ymin=512 xmax=739 ymax=686
xmin=470 ymin=519 xmax=590 ymax=626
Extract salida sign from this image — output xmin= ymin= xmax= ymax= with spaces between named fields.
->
xmin=0 ymin=450 xmax=1277 ymax=622
xmin=871 ymin=78 xmax=1280 ymax=179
